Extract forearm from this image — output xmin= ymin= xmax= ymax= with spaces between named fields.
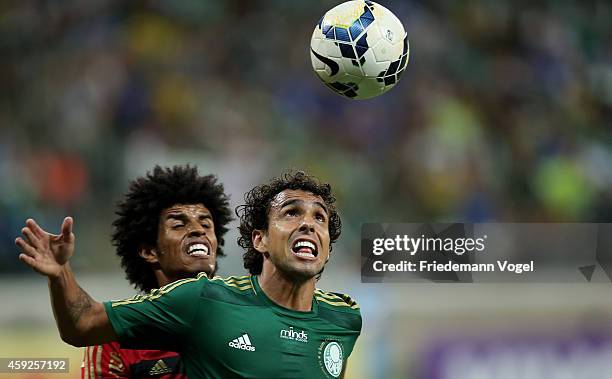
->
xmin=48 ymin=263 xmax=115 ymax=346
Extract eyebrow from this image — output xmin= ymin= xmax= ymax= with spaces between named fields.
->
xmin=165 ymin=212 xmax=212 ymax=221
xmin=279 ymin=199 xmax=329 ymax=215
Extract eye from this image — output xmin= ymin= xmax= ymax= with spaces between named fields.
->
xmin=201 ymin=222 xmax=211 ymax=229
xmin=315 ymin=213 xmax=327 ymax=222
xmin=284 ymin=209 xmax=297 ymax=217
xmin=171 ymin=223 xmax=184 ymax=229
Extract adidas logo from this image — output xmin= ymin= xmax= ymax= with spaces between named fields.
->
xmin=149 ymin=359 xmax=172 ymax=375
xmin=228 ymin=333 xmax=256 ymax=352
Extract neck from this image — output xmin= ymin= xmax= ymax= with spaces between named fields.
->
xmin=258 ymin=266 xmax=316 ymax=312
xmin=154 ymin=271 xmax=173 ymax=289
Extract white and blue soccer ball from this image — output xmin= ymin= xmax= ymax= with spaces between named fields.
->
xmin=310 ymin=0 xmax=409 ymax=100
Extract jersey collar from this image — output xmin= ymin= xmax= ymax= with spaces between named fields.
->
xmin=250 ymin=275 xmax=319 ymax=319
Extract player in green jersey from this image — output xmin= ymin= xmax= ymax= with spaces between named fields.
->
xmin=82 ymin=164 xmax=233 ymax=378
xmin=235 ymin=170 xmax=362 ymax=377
xmin=17 ymin=171 xmax=361 ymax=378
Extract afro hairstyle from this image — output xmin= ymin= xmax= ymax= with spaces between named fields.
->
xmin=112 ymin=165 xmax=232 ymax=292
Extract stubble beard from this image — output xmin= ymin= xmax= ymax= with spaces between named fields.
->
xmin=271 ymin=254 xmax=322 ymax=284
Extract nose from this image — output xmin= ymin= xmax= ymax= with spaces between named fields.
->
xmin=187 ymin=223 xmax=206 ymax=237
xmin=298 ymin=217 xmax=316 ymax=233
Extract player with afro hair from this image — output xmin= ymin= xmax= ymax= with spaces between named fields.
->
xmin=112 ymin=164 xmax=232 ymax=292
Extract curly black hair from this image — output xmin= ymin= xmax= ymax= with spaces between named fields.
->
xmin=236 ymin=171 xmax=342 ymax=275
xmin=112 ymin=165 xmax=232 ymax=292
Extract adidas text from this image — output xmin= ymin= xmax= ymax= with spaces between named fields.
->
xmin=229 ymin=341 xmax=255 ymax=351
xmin=229 ymin=334 xmax=256 ymax=352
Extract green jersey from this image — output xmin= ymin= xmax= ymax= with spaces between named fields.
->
xmin=104 ymin=273 xmax=362 ymax=378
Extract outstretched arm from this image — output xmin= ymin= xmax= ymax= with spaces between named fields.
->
xmin=16 ymin=217 xmax=117 ymax=346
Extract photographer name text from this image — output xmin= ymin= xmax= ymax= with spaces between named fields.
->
xmin=372 ymin=260 xmax=534 ymax=273
xmin=370 ymin=235 xmax=533 ymax=274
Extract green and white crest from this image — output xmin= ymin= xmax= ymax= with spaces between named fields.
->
xmin=321 ymin=341 xmax=344 ymax=377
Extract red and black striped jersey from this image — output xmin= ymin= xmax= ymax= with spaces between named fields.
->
xmin=81 ymin=342 xmax=186 ymax=378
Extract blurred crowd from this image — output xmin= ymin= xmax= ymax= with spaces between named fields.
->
xmin=1 ymin=0 xmax=611 ymax=272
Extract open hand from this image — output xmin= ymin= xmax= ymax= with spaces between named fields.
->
xmin=16 ymin=217 xmax=75 ymax=278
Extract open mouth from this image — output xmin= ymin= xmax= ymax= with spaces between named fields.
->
xmin=187 ymin=243 xmax=209 ymax=258
xmin=291 ymin=239 xmax=318 ymax=259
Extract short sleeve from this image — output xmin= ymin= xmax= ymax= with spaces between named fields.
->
xmin=104 ymin=276 xmax=204 ymax=351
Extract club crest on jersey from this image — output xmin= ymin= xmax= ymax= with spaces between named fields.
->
xmin=318 ymin=340 xmax=344 ymax=378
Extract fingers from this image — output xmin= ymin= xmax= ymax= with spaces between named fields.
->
xmin=15 ymin=237 xmax=39 ymax=259
xmin=18 ymin=253 xmax=37 ymax=267
xmin=21 ymin=226 xmax=41 ymax=249
xmin=16 ymin=236 xmax=39 ymax=270
xmin=61 ymin=217 xmax=74 ymax=240
xmin=25 ymin=218 xmax=47 ymax=238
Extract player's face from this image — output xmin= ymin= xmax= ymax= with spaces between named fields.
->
xmin=259 ymin=189 xmax=331 ymax=281
xmin=154 ymin=203 xmax=218 ymax=281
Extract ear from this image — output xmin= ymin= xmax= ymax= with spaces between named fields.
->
xmin=138 ymin=245 xmax=160 ymax=264
xmin=252 ymin=229 xmax=268 ymax=254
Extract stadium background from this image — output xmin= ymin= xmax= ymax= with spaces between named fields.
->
xmin=1 ymin=0 xmax=612 ymax=378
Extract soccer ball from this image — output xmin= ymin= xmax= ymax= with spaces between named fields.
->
xmin=310 ymin=0 xmax=409 ymax=100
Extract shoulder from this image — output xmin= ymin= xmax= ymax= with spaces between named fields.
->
xmin=203 ymin=275 xmax=258 ymax=305
xmin=107 ymin=273 xmax=209 ymax=309
xmin=315 ymin=289 xmax=362 ymax=332
xmin=153 ymin=272 xmax=210 ymax=296
xmin=315 ymin=289 xmax=360 ymax=310
xmin=208 ymin=275 xmax=254 ymax=291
